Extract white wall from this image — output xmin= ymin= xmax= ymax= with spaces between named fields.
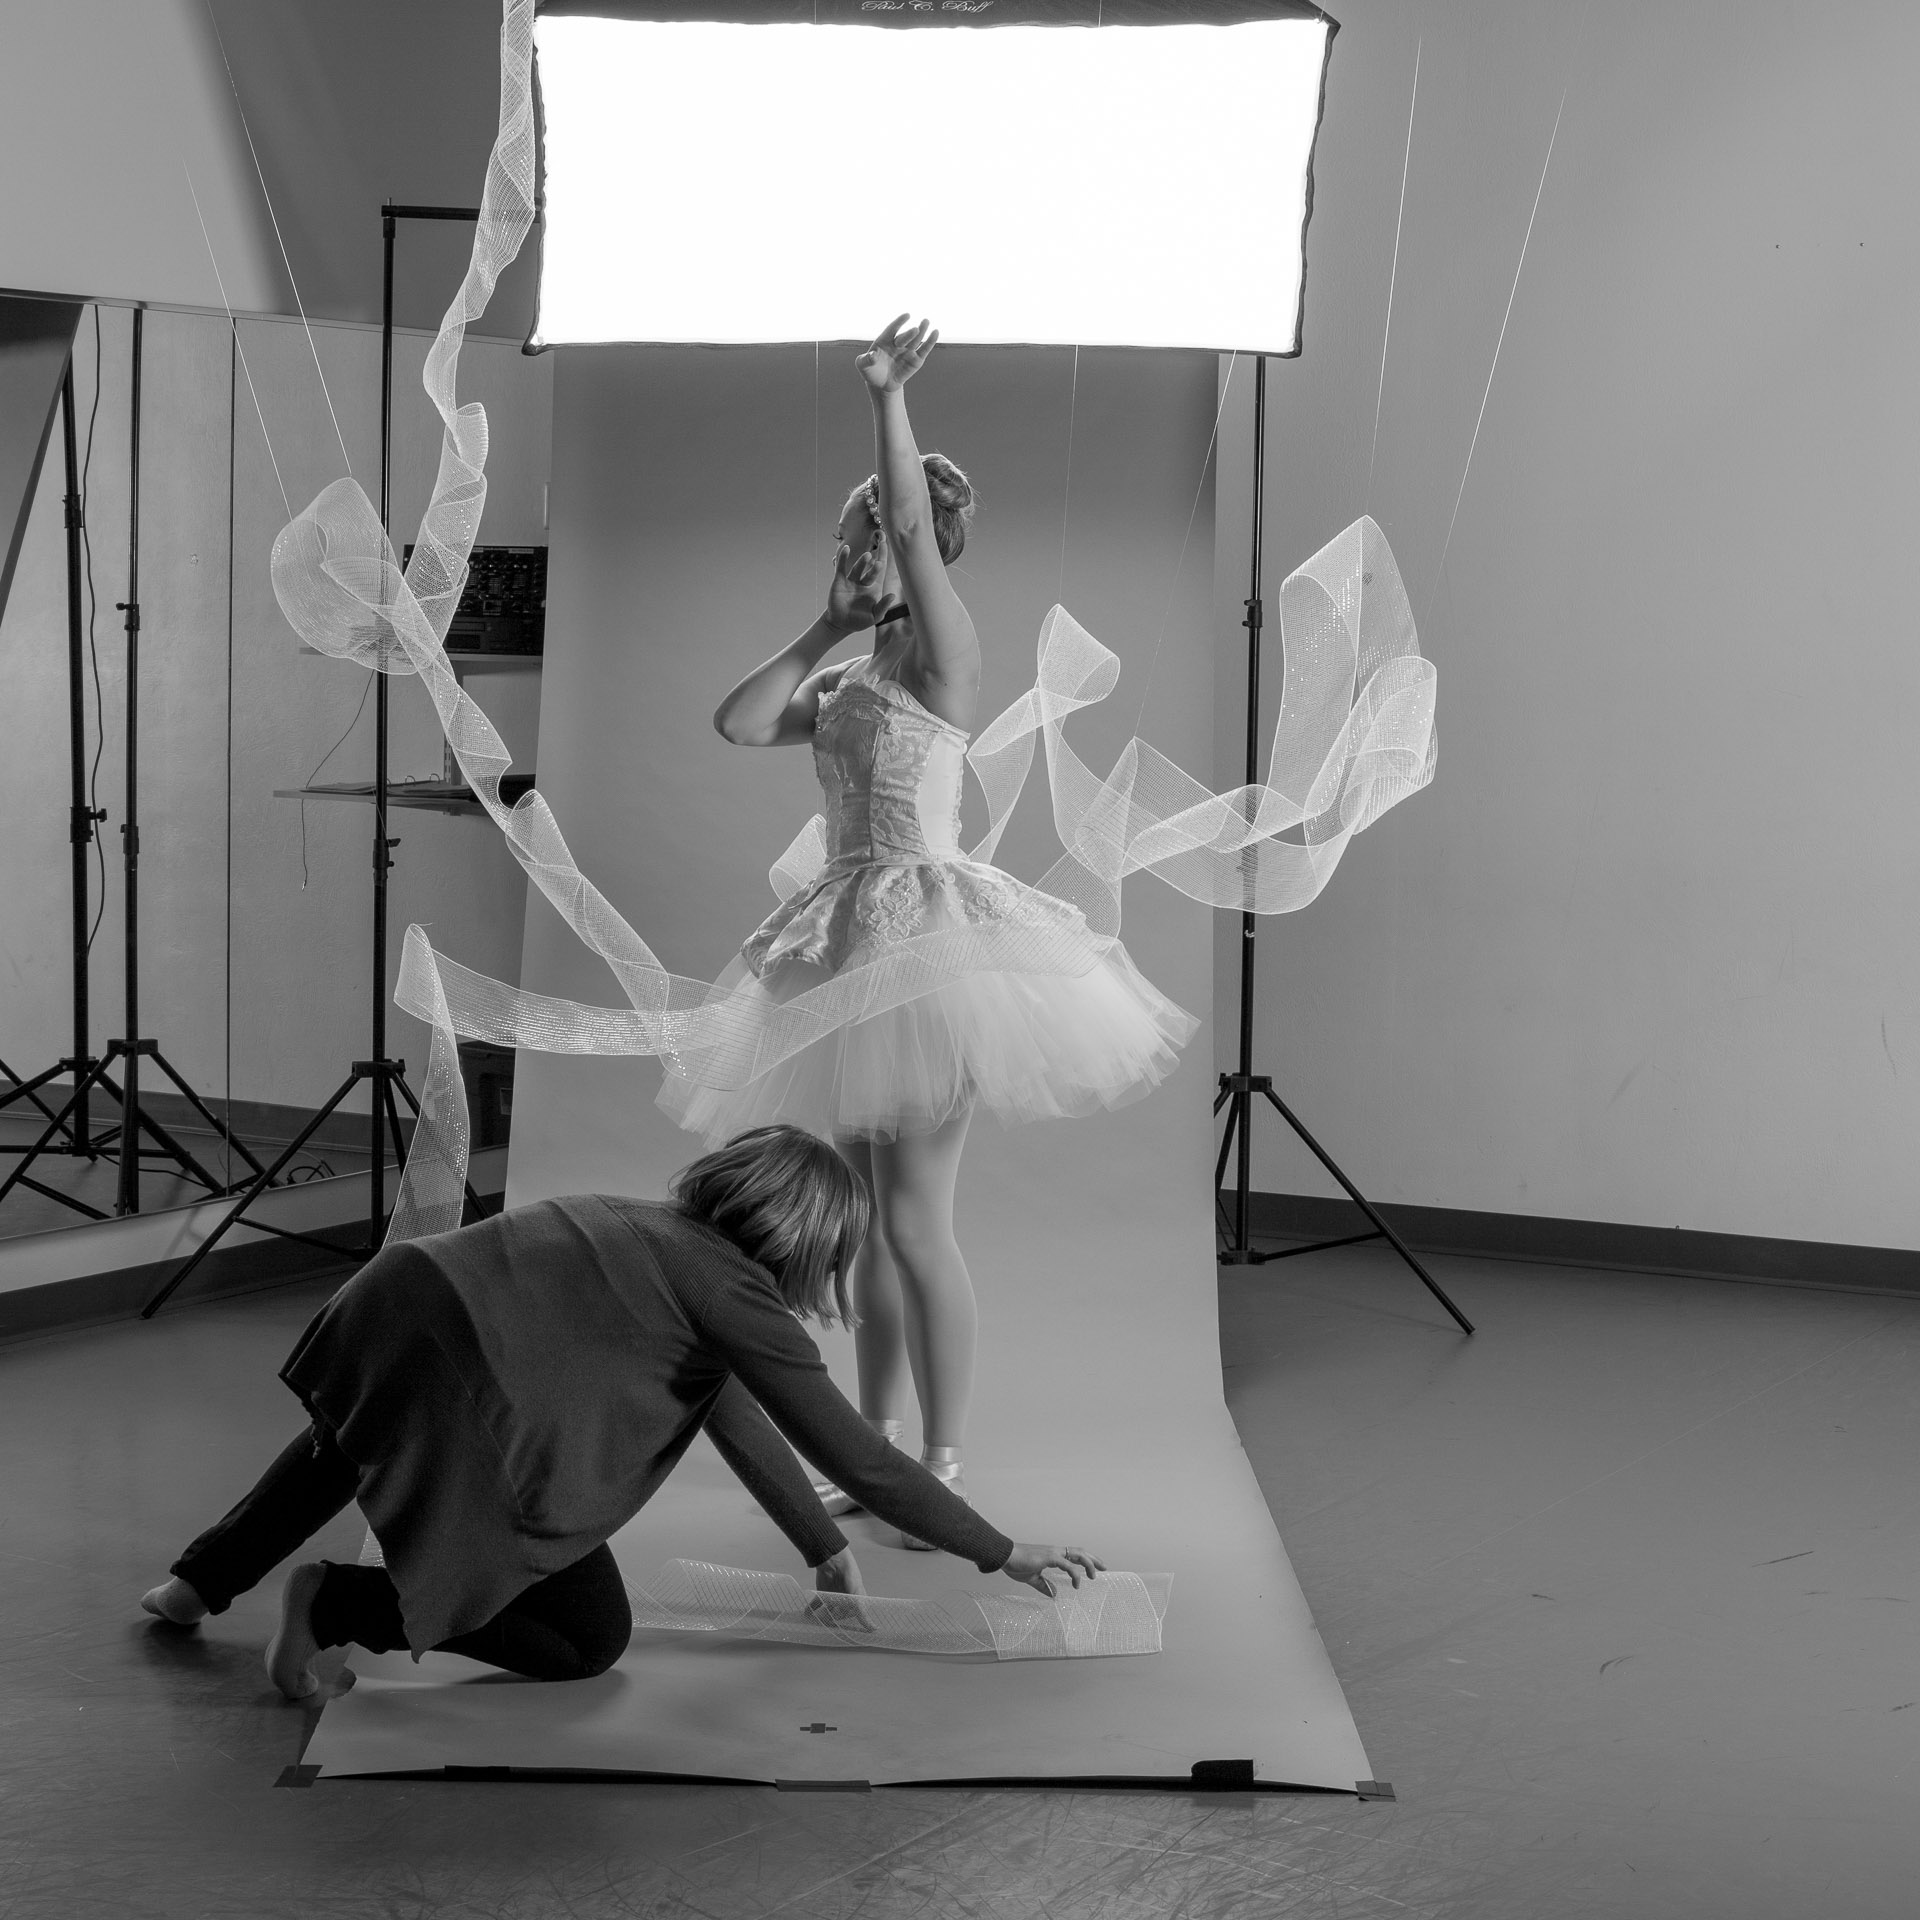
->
xmin=1215 ymin=0 xmax=1920 ymax=1249
xmin=0 ymin=305 xmax=552 ymax=1115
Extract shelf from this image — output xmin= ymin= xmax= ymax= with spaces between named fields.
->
xmin=274 ymin=776 xmax=535 ymax=817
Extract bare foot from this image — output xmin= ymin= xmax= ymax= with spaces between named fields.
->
xmin=265 ymin=1562 xmax=328 ymax=1700
xmin=140 ymin=1576 xmax=208 ymax=1626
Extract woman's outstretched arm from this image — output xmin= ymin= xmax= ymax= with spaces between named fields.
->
xmin=712 ymin=541 xmax=891 ymax=746
xmin=712 ymin=614 xmax=850 ymax=747
xmin=859 ymin=317 xmax=979 ymax=725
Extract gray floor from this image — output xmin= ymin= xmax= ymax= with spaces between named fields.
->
xmin=3 ymin=1244 xmax=1917 ymax=1917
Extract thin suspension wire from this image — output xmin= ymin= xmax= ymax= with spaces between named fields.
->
xmin=1055 ymin=344 xmax=1079 ymax=608
xmin=198 ymin=0 xmax=354 ymax=482
xmin=1131 ymin=349 xmax=1241 ymax=734
xmin=1366 ymin=37 xmax=1421 ymax=511
xmin=1425 ymin=86 xmax=1568 ymax=623
xmin=182 ymin=161 xmax=289 ymax=517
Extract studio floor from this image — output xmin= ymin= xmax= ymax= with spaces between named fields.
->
xmin=4 ymin=1242 xmax=1917 ymax=1918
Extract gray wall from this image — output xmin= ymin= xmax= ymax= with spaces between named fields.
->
xmin=0 ymin=305 xmax=550 ymax=1115
xmin=0 ymin=0 xmax=286 ymax=314
xmin=2 ymin=0 xmax=532 ymax=336
xmin=1214 ymin=0 xmax=1920 ymax=1250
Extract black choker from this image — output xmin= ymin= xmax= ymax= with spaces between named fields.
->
xmin=875 ymin=602 xmax=911 ymax=629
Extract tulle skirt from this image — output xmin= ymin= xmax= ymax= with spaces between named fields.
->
xmin=657 ymin=940 xmax=1197 ymax=1145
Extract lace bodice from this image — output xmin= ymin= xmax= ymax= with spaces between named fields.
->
xmin=812 ymin=652 xmax=966 ymax=868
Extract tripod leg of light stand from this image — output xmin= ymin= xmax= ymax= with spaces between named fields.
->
xmin=116 ymin=1085 xmax=232 ymax=1196
xmin=0 ymin=1054 xmax=121 ymax=1214
xmin=0 ymin=1060 xmax=66 ymax=1130
xmin=140 ymin=1071 xmax=367 ymax=1318
xmin=1258 ymin=1083 xmax=1474 ymax=1335
xmin=145 ymin=1050 xmax=272 ymax=1186
xmin=1213 ymin=1093 xmax=1241 ymax=1240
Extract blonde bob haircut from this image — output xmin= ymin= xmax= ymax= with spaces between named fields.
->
xmin=668 ymin=1125 xmax=870 ymax=1326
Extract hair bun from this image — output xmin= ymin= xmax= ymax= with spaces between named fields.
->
xmin=921 ymin=452 xmax=976 ymax=562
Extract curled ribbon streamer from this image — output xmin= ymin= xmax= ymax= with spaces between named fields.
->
xmin=270 ymin=0 xmax=1437 ymax=1247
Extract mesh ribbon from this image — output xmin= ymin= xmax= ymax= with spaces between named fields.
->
xmin=361 ymin=1529 xmax=1168 ymax=1660
xmin=268 ymin=0 xmax=1437 ymax=1245
xmin=627 ymin=1558 xmax=1171 ymax=1661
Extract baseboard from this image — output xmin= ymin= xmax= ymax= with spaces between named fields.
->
xmin=1229 ymin=1192 xmax=1920 ymax=1298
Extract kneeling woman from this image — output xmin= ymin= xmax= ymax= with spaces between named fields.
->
xmin=142 ymin=1126 xmax=1100 ymax=1699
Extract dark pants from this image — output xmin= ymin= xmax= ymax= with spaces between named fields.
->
xmin=172 ymin=1424 xmax=632 ymax=1681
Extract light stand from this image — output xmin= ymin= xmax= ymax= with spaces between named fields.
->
xmin=1 ymin=317 xmax=266 ymax=1220
xmin=1214 ymin=356 xmax=1473 ymax=1335
xmin=0 ymin=360 xmax=109 ymax=1207
xmin=143 ymin=208 xmax=484 ymax=1316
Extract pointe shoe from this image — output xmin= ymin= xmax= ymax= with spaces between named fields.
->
xmin=140 ymin=1575 xmax=208 ymax=1626
xmin=265 ymin=1562 xmax=329 ymax=1701
xmin=899 ymin=1450 xmax=967 ymax=1552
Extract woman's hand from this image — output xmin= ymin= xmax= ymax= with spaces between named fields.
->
xmin=825 ymin=527 xmax=891 ymax=634
xmin=810 ymin=1544 xmax=877 ymax=1632
xmin=857 ymin=314 xmax=939 ymax=395
xmin=1001 ymin=1543 xmax=1106 ymax=1600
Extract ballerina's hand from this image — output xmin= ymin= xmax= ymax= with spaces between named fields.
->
xmin=1001 ymin=1543 xmax=1106 ymax=1601
xmin=810 ymin=1544 xmax=878 ymax=1632
xmin=825 ymin=527 xmax=890 ymax=633
xmin=856 ymin=314 xmax=939 ymax=394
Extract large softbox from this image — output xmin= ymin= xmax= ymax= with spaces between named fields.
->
xmin=531 ymin=0 xmax=1336 ymax=353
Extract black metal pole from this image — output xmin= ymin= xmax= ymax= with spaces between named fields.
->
xmin=1231 ymin=356 xmax=1268 ymax=1257
xmin=1211 ymin=356 xmax=1471 ymax=1332
xmin=114 ymin=310 xmax=143 ymax=1213
xmin=372 ymin=211 xmax=396 ymax=1244
xmin=61 ymin=365 xmax=94 ymax=1152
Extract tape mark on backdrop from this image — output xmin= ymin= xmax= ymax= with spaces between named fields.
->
xmin=265 ymin=0 xmax=1437 ymax=1245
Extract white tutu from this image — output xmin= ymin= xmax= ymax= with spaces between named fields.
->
xmin=658 ymin=941 xmax=1196 ymax=1144
xmin=657 ymin=650 xmax=1196 ymax=1144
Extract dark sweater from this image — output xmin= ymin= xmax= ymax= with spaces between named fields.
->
xmin=280 ymin=1195 xmax=1012 ymax=1652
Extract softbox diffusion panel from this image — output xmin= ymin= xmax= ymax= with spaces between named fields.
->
xmin=531 ymin=0 xmax=1335 ymax=353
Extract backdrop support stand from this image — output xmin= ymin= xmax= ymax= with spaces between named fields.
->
xmin=1 ymin=335 xmax=262 ymax=1223
xmin=1215 ymin=356 xmax=1472 ymax=1336
xmin=142 ymin=209 xmax=483 ymax=1317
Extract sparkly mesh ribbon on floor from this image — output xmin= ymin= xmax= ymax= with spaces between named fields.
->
xmin=268 ymin=0 xmax=1438 ymax=1246
xmin=628 ymin=1560 xmax=1172 ymax=1660
xmin=357 ymin=1530 xmax=1168 ymax=1659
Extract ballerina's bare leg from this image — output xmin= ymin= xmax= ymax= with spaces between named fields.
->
xmin=839 ymin=1106 xmax=978 ymax=1465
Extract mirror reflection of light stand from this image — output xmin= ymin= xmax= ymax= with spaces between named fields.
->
xmin=1214 ymin=357 xmax=1472 ymax=1335
xmin=142 ymin=209 xmax=484 ymax=1317
xmin=1 ymin=314 xmax=268 ymax=1221
xmin=0 ymin=351 xmax=106 ymax=1207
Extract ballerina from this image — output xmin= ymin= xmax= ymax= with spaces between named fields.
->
xmin=659 ymin=316 xmax=1197 ymax=1543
